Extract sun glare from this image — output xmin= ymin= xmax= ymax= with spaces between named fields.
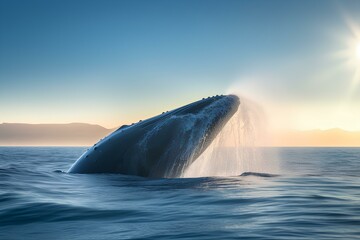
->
xmin=335 ymin=15 xmax=360 ymax=94
xmin=356 ymin=43 xmax=360 ymax=60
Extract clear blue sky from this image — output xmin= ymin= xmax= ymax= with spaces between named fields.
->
xmin=1 ymin=0 xmax=360 ymax=129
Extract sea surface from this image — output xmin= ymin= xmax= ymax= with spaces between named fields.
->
xmin=0 ymin=147 xmax=359 ymax=240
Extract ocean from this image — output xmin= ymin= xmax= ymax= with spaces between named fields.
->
xmin=0 ymin=147 xmax=359 ymax=239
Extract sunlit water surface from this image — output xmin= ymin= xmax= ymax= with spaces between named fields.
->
xmin=0 ymin=147 xmax=359 ymax=239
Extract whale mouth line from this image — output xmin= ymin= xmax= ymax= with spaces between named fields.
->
xmin=68 ymin=95 xmax=240 ymax=178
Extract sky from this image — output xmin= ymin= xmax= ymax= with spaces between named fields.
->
xmin=1 ymin=0 xmax=360 ymax=130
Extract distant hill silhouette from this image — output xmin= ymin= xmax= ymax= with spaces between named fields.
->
xmin=0 ymin=123 xmax=115 ymax=146
xmin=272 ymin=128 xmax=360 ymax=147
xmin=0 ymin=123 xmax=359 ymax=146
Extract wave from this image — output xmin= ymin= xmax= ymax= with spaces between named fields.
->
xmin=0 ymin=202 xmax=149 ymax=226
xmin=239 ymin=172 xmax=279 ymax=178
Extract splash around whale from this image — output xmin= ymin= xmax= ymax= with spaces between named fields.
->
xmin=68 ymin=95 xmax=240 ymax=178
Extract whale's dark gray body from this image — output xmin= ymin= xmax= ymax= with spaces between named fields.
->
xmin=68 ymin=95 xmax=240 ymax=178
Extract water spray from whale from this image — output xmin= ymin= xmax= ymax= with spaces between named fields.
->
xmin=68 ymin=94 xmax=275 ymax=178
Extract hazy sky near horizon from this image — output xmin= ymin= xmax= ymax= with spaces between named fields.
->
xmin=1 ymin=0 xmax=360 ymax=130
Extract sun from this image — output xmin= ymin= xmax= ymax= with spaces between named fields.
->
xmin=357 ymin=43 xmax=360 ymax=60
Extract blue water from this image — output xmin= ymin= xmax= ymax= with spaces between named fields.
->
xmin=0 ymin=147 xmax=359 ymax=239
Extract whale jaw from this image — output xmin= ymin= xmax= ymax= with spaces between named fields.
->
xmin=68 ymin=95 xmax=240 ymax=178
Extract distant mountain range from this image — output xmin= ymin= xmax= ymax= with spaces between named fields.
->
xmin=0 ymin=123 xmax=115 ymax=146
xmin=0 ymin=123 xmax=359 ymax=146
xmin=272 ymin=128 xmax=360 ymax=147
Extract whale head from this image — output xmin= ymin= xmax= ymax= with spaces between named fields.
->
xmin=68 ymin=95 xmax=240 ymax=178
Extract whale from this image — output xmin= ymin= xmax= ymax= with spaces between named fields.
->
xmin=68 ymin=95 xmax=240 ymax=178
